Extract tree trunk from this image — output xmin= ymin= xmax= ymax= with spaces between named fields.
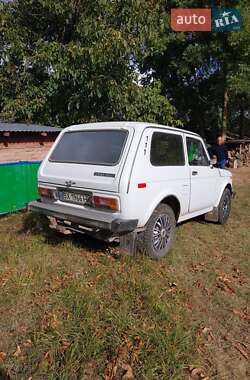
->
xmin=222 ymin=88 xmax=229 ymax=134
xmin=239 ymin=104 xmax=244 ymax=138
xmin=221 ymin=32 xmax=229 ymax=135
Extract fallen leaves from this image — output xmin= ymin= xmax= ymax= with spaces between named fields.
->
xmin=120 ymin=363 xmax=134 ymax=380
xmin=85 ymin=253 xmax=100 ymax=266
xmin=23 ymin=339 xmax=32 ymax=348
xmin=41 ymin=312 xmax=62 ymax=331
xmin=232 ymin=342 xmax=249 ymax=360
xmin=51 ymin=315 xmax=62 ymax=329
xmin=39 ymin=350 xmax=52 ymax=370
xmin=105 ymin=361 xmax=117 ymax=380
xmin=0 ymin=351 xmax=7 ymax=361
xmin=166 ymin=281 xmax=178 ymax=295
xmin=223 ymin=335 xmax=250 ymax=361
xmin=8 ymin=339 xmax=33 ymax=363
xmin=0 ymin=270 xmax=12 ymax=288
xmin=216 ymin=274 xmax=235 ymax=294
xmin=188 ymin=366 xmax=210 ymax=379
xmin=232 ymin=266 xmax=247 ymax=286
xmin=159 ymin=282 xmax=179 ymax=298
xmin=197 ymin=327 xmax=215 ymax=343
xmin=105 ymin=362 xmax=134 ymax=380
xmin=191 ymin=263 xmax=206 ymax=273
xmin=193 ymin=280 xmax=211 ymax=296
xmin=233 ymin=307 xmax=250 ymax=321
xmin=13 ymin=344 xmax=26 ymax=361
xmin=60 ymin=339 xmax=71 ymax=353
xmin=216 ymin=267 xmax=247 ymax=294
xmin=13 ymin=345 xmax=22 ymax=358
xmin=104 ymin=336 xmax=143 ymax=380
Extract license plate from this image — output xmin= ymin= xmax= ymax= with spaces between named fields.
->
xmin=59 ymin=190 xmax=91 ymax=205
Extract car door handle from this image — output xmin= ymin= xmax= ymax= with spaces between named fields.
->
xmin=192 ymin=171 xmax=198 ymax=176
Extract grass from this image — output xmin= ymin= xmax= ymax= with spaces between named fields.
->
xmin=0 ymin=168 xmax=249 ymax=380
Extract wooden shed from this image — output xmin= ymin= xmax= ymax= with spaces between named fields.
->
xmin=0 ymin=122 xmax=61 ymax=163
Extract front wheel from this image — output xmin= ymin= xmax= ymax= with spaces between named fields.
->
xmin=140 ymin=204 xmax=176 ymax=260
xmin=218 ymin=188 xmax=232 ymax=225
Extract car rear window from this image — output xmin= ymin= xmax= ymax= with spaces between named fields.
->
xmin=150 ymin=132 xmax=185 ymax=166
xmin=49 ymin=129 xmax=128 ymax=165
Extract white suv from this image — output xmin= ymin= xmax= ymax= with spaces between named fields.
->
xmin=29 ymin=122 xmax=233 ymax=259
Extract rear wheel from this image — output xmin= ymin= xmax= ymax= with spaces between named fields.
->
xmin=140 ymin=204 xmax=176 ymax=259
xmin=218 ymin=188 xmax=232 ymax=224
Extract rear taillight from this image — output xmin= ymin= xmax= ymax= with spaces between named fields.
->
xmin=92 ymin=195 xmax=119 ymax=211
xmin=38 ymin=186 xmax=55 ymax=199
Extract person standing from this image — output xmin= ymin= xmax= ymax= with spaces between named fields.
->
xmin=211 ymin=135 xmax=229 ymax=169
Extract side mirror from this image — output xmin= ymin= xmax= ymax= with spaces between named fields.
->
xmin=210 ymin=158 xmax=217 ymax=168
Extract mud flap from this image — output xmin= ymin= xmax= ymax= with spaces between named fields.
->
xmin=204 ymin=207 xmax=219 ymax=222
xmin=119 ymin=231 xmax=138 ymax=256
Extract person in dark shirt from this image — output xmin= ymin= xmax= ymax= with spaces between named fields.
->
xmin=211 ymin=135 xmax=229 ymax=169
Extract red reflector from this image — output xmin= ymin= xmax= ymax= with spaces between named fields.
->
xmin=138 ymin=183 xmax=146 ymax=189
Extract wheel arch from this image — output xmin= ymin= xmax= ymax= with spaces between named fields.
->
xmin=159 ymin=195 xmax=181 ymax=221
xmin=141 ymin=194 xmax=181 ymax=228
xmin=215 ymin=182 xmax=233 ymax=207
xmin=225 ymin=183 xmax=233 ymax=194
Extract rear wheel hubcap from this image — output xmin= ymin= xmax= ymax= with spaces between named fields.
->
xmin=222 ymin=194 xmax=230 ymax=219
xmin=152 ymin=214 xmax=172 ymax=251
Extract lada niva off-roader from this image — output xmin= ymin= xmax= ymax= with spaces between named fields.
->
xmin=29 ymin=122 xmax=233 ymax=259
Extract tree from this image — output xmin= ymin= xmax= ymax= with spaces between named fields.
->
xmin=1 ymin=0 xmax=249 ymax=138
xmin=0 ymin=0 xmax=180 ymax=127
xmin=137 ymin=0 xmax=250 ymax=138
xmin=227 ymin=3 xmax=250 ymax=136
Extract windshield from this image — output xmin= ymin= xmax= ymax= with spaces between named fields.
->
xmin=49 ymin=129 xmax=128 ymax=165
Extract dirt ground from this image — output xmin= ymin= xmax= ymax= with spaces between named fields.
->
xmin=230 ymin=166 xmax=250 ymax=182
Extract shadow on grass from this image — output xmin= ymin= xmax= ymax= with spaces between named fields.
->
xmin=0 ymin=368 xmax=11 ymax=380
xmin=20 ymin=211 xmax=215 ymax=258
xmin=178 ymin=214 xmax=218 ymax=226
xmin=21 ymin=211 xmax=119 ymax=254
xmin=20 ymin=212 xmax=217 ymax=262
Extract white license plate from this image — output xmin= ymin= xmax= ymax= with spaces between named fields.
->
xmin=60 ymin=191 xmax=90 ymax=205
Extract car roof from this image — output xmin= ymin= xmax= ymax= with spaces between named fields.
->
xmin=67 ymin=121 xmax=200 ymax=137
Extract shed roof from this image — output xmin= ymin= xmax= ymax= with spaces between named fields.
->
xmin=0 ymin=122 xmax=61 ymax=133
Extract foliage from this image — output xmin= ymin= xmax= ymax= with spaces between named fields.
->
xmin=110 ymin=80 xmax=182 ymax=126
xmin=0 ymin=0 xmax=180 ymax=127
xmin=138 ymin=0 xmax=250 ymax=137
xmin=0 ymin=0 xmax=249 ymax=136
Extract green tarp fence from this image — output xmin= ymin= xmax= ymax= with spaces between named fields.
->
xmin=0 ymin=161 xmax=41 ymax=214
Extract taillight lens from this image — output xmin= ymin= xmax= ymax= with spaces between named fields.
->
xmin=92 ymin=195 xmax=119 ymax=211
xmin=38 ymin=186 xmax=55 ymax=199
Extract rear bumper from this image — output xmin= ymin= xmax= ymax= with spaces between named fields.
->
xmin=28 ymin=200 xmax=138 ymax=234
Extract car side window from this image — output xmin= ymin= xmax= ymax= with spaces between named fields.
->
xmin=150 ymin=132 xmax=185 ymax=166
xmin=186 ymin=137 xmax=210 ymax=166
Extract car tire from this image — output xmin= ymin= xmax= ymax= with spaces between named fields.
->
xmin=218 ymin=188 xmax=232 ymax=225
xmin=140 ymin=204 xmax=176 ymax=260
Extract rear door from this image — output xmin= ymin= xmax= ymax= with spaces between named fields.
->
xmin=39 ymin=126 xmax=134 ymax=193
xmin=186 ymin=136 xmax=218 ymax=212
